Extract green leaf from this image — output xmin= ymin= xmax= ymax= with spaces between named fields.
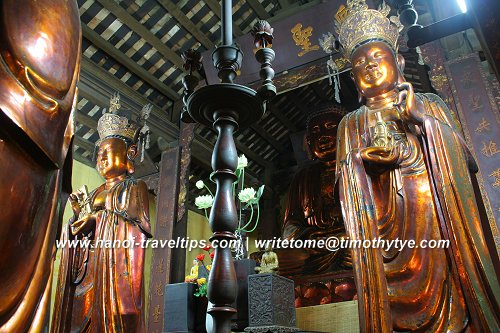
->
xmin=256 ymin=185 xmax=265 ymax=199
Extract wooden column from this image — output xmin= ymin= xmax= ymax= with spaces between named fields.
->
xmin=171 ymin=121 xmax=196 ymax=283
xmin=147 ymin=147 xmax=181 ymax=333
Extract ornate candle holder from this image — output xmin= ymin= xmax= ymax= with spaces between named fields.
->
xmin=180 ymin=2 xmax=276 ymax=331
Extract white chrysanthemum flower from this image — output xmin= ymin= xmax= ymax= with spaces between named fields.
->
xmin=195 ymin=195 xmax=214 ymax=209
xmin=237 ymin=154 xmax=248 ymax=170
xmin=196 ymin=180 xmax=204 ymax=189
xmin=238 ymin=187 xmax=256 ymax=203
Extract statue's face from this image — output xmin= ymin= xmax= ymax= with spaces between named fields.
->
xmin=307 ymin=113 xmax=339 ymax=162
xmin=351 ymin=41 xmax=399 ymax=98
xmin=96 ymin=138 xmax=129 ymax=179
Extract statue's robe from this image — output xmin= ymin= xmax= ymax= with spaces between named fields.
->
xmin=52 ymin=178 xmax=151 ymax=333
xmin=283 ymin=162 xmax=349 ymax=274
xmin=336 ymin=93 xmax=500 ymax=332
xmin=0 ymin=1 xmax=80 ymax=331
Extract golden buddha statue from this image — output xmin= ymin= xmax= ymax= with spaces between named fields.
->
xmin=0 ymin=1 xmax=80 ymax=331
xmin=334 ymin=1 xmax=500 ymax=332
xmin=282 ymin=104 xmax=351 ymax=275
xmin=255 ymin=246 xmax=279 ymax=274
xmin=52 ymin=95 xmax=152 ymax=333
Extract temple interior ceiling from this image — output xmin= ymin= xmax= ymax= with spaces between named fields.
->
xmin=75 ymin=0 xmax=435 ymax=202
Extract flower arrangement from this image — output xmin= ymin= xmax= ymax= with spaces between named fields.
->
xmin=185 ymin=244 xmax=213 ymax=297
xmin=194 ymin=154 xmax=264 ymax=259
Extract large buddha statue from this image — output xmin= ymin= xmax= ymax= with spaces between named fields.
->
xmin=282 ymin=103 xmax=351 ymax=275
xmin=52 ymin=96 xmax=152 ymax=333
xmin=334 ymin=1 xmax=499 ymax=332
xmin=0 ymin=1 xmax=80 ymax=331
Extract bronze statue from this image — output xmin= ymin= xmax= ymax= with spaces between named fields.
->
xmin=52 ymin=95 xmax=152 ymax=333
xmin=255 ymin=246 xmax=279 ymax=274
xmin=282 ymin=104 xmax=351 ymax=275
xmin=0 ymin=0 xmax=80 ymax=331
xmin=334 ymin=1 xmax=500 ymax=332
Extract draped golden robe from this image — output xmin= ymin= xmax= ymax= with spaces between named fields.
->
xmin=52 ymin=178 xmax=151 ymax=333
xmin=336 ymin=93 xmax=499 ymax=332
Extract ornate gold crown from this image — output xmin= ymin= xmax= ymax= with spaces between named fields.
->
xmin=96 ymin=93 xmax=141 ymax=145
xmin=334 ymin=0 xmax=400 ymax=58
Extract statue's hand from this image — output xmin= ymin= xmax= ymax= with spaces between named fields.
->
xmin=304 ymin=206 xmax=318 ymax=227
xmin=70 ymin=213 xmax=96 ymax=236
xmin=69 ymin=193 xmax=81 ymax=218
xmin=394 ymin=82 xmax=424 ymax=125
xmin=360 ymin=145 xmax=400 ymax=165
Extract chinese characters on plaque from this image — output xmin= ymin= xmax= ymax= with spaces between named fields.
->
xmin=446 ymin=54 xmax=500 ymax=248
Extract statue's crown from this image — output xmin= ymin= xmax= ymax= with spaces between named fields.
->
xmin=334 ymin=0 xmax=400 ymax=58
xmin=96 ymin=93 xmax=149 ymax=145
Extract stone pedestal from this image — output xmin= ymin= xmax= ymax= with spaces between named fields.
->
xmin=232 ymin=259 xmax=257 ymax=331
xmin=164 ymin=283 xmax=207 ymax=333
xmin=245 ymin=274 xmax=299 ymax=333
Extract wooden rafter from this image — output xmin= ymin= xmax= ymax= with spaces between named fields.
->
xmin=268 ymin=104 xmax=299 ymax=132
xmin=156 ymin=0 xmax=214 ymax=49
xmin=94 ymin=0 xmax=184 ymax=69
xmin=82 ymin=24 xmax=179 ymax=100
xmin=247 ymin=0 xmax=271 ymax=19
xmin=74 ymin=135 xmax=95 ymax=152
xmin=277 ymin=0 xmax=291 ymax=10
xmin=251 ymin=123 xmax=286 ymax=154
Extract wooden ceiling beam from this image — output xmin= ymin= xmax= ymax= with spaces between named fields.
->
xmin=268 ymin=104 xmax=299 ymax=132
xmin=82 ymin=24 xmax=179 ymax=101
xmin=74 ymin=135 xmax=95 ymax=152
xmin=250 ymin=123 xmax=286 ymax=154
xmin=80 ymin=57 xmax=178 ymax=139
xmin=156 ymin=0 xmax=214 ymax=49
xmin=310 ymin=81 xmax=329 ymax=101
xmin=277 ymin=0 xmax=291 ymax=10
xmin=73 ymin=151 xmax=95 ymax=168
xmin=247 ymin=0 xmax=271 ymax=19
xmin=75 ymin=108 xmax=98 ymax=129
xmin=94 ymin=0 xmax=184 ymax=69
xmin=235 ymin=139 xmax=274 ymax=170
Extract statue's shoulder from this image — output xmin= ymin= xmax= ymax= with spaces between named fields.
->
xmin=338 ymin=107 xmax=363 ymax=130
xmin=124 ymin=176 xmax=149 ymax=193
xmin=419 ymin=92 xmax=446 ymax=104
xmin=418 ymin=93 xmax=453 ymax=113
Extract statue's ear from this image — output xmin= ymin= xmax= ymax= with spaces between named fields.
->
xmin=127 ymin=144 xmax=138 ymax=160
xmin=304 ymin=134 xmax=314 ymax=160
xmin=126 ymin=144 xmax=137 ymax=175
xmin=396 ymin=54 xmax=406 ymax=83
xmin=396 ymin=53 xmax=405 ymax=71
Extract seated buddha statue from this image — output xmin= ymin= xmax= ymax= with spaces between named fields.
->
xmin=282 ymin=103 xmax=351 ymax=275
xmin=255 ymin=246 xmax=279 ymax=274
xmin=333 ymin=1 xmax=499 ymax=332
xmin=52 ymin=95 xmax=152 ymax=333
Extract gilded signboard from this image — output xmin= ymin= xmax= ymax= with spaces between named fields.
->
xmin=445 ymin=53 xmax=500 ymax=249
